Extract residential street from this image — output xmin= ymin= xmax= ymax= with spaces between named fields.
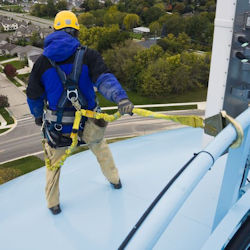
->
xmin=0 ymin=10 xmax=52 ymax=28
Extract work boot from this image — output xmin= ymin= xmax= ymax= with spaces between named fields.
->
xmin=110 ymin=179 xmax=122 ymax=189
xmin=49 ymin=204 xmax=61 ymax=215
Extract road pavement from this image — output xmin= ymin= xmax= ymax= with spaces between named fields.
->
xmin=0 ymin=10 xmax=53 ymax=28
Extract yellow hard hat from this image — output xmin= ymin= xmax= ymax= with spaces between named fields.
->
xmin=54 ymin=10 xmax=80 ymax=31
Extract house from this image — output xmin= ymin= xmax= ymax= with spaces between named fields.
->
xmin=39 ymin=28 xmax=52 ymax=39
xmin=0 ymin=19 xmax=18 ymax=32
xmin=9 ymin=45 xmax=24 ymax=56
xmin=0 ymin=43 xmax=17 ymax=55
xmin=10 ymin=24 xmax=51 ymax=42
xmin=28 ymin=53 xmax=41 ymax=68
xmin=17 ymin=45 xmax=43 ymax=60
xmin=133 ymin=27 xmax=150 ymax=34
xmin=0 ymin=40 xmax=8 ymax=46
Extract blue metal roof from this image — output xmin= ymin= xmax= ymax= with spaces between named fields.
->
xmin=0 ymin=127 xmax=237 ymax=250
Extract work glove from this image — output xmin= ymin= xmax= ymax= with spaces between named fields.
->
xmin=35 ymin=117 xmax=43 ymax=126
xmin=118 ymin=99 xmax=134 ymax=116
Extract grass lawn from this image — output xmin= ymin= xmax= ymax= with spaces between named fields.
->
xmin=0 ymin=108 xmax=14 ymax=125
xmin=7 ymin=76 xmax=22 ymax=87
xmin=0 ymin=55 xmax=15 ymax=61
xmin=3 ymin=60 xmax=28 ymax=70
xmin=0 ymin=156 xmax=45 ymax=184
xmin=97 ymin=87 xmax=207 ymax=112
xmin=17 ymin=73 xmax=30 ymax=84
xmin=0 ymin=128 xmax=9 ymax=134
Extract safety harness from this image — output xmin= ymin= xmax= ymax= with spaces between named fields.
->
xmin=43 ymin=46 xmax=88 ymax=148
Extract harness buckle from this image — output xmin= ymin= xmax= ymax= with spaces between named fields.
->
xmin=54 ymin=123 xmax=63 ymax=131
xmin=67 ymin=89 xmax=78 ymax=102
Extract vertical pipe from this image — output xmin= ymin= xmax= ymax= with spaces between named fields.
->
xmin=203 ymin=0 xmax=237 ymax=146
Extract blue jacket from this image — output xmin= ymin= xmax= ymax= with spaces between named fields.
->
xmin=27 ymin=31 xmax=128 ymax=133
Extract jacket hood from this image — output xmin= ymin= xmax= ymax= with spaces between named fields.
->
xmin=43 ymin=31 xmax=80 ymax=62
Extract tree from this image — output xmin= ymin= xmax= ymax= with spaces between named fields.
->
xmin=30 ymin=32 xmax=43 ymax=48
xmin=149 ymin=21 xmax=161 ymax=36
xmin=47 ymin=0 xmax=56 ymax=17
xmin=0 ymin=95 xmax=9 ymax=108
xmin=139 ymin=51 xmax=210 ymax=97
xmin=81 ymin=0 xmax=101 ymax=11
xmin=91 ymin=9 xmax=106 ymax=26
xmin=4 ymin=64 xmax=17 ymax=78
xmin=185 ymin=12 xmax=214 ymax=46
xmin=103 ymin=6 xmax=125 ymax=27
xmin=157 ymin=32 xmax=191 ymax=54
xmin=103 ymin=40 xmax=142 ymax=88
xmin=173 ymin=2 xmax=185 ymax=14
xmin=78 ymin=25 xmax=130 ymax=52
xmin=141 ymin=6 xmax=165 ymax=26
xmin=123 ymin=14 xmax=140 ymax=30
xmin=56 ymin=0 xmax=67 ymax=11
xmin=78 ymin=12 xmax=96 ymax=28
xmin=158 ymin=14 xmax=186 ymax=36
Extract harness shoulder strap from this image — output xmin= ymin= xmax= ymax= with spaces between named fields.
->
xmin=68 ymin=46 xmax=87 ymax=85
xmin=46 ymin=46 xmax=88 ymax=130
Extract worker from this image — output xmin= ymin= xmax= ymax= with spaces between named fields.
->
xmin=26 ymin=10 xmax=134 ymax=215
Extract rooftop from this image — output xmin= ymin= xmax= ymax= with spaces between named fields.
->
xmin=0 ymin=127 xmax=230 ymax=250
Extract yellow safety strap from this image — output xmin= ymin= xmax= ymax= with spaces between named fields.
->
xmin=221 ymin=110 xmax=244 ymax=148
xmin=45 ymin=108 xmax=204 ymax=171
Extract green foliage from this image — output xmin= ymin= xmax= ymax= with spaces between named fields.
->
xmin=103 ymin=40 xmax=143 ymax=88
xmin=185 ymin=12 xmax=214 ymax=46
xmin=127 ymin=45 xmax=164 ymax=91
xmin=103 ymin=6 xmax=125 ymax=27
xmin=30 ymin=32 xmax=43 ymax=48
xmin=141 ymin=6 xmax=165 ymax=25
xmin=0 ymin=108 xmax=14 ymax=125
xmin=90 ymin=9 xmax=106 ymax=26
xmin=158 ymin=14 xmax=186 ymax=36
xmin=0 ymin=55 xmax=15 ymax=61
xmin=157 ymin=32 xmax=191 ymax=54
xmin=0 ymin=95 xmax=9 ymax=108
xmin=138 ymin=52 xmax=210 ymax=97
xmin=129 ymin=32 xmax=143 ymax=40
xmin=78 ymin=25 xmax=129 ymax=52
xmin=17 ymin=73 xmax=30 ymax=85
xmin=78 ymin=12 xmax=96 ymax=28
xmin=173 ymin=2 xmax=185 ymax=14
xmin=3 ymin=60 xmax=27 ymax=70
xmin=181 ymin=51 xmax=211 ymax=86
xmin=149 ymin=21 xmax=161 ymax=36
xmin=56 ymin=0 xmax=68 ymax=11
xmin=123 ymin=14 xmax=140 ymax=30
xmin=31 ymin=0 xmax=57 ymax=18
xmin=81 ymin=0 xmax=101 ymax=11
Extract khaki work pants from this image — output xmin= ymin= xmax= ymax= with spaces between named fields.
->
xmin=44 ymin=118 xmax=120 ymax=208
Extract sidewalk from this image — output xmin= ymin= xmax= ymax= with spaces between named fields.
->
xmin=0 ymin=57 xmax=19 ymax=64
xmin=0 ymin=73 xmax=30 ymax=120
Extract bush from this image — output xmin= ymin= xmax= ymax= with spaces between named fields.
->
xmin=3 ymin=64 xmax=17 ymax=78
xmin=0 ymin=168 xmax=22 ymax=184
xmin=0 ymin=95 xmax=9 ymax=108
